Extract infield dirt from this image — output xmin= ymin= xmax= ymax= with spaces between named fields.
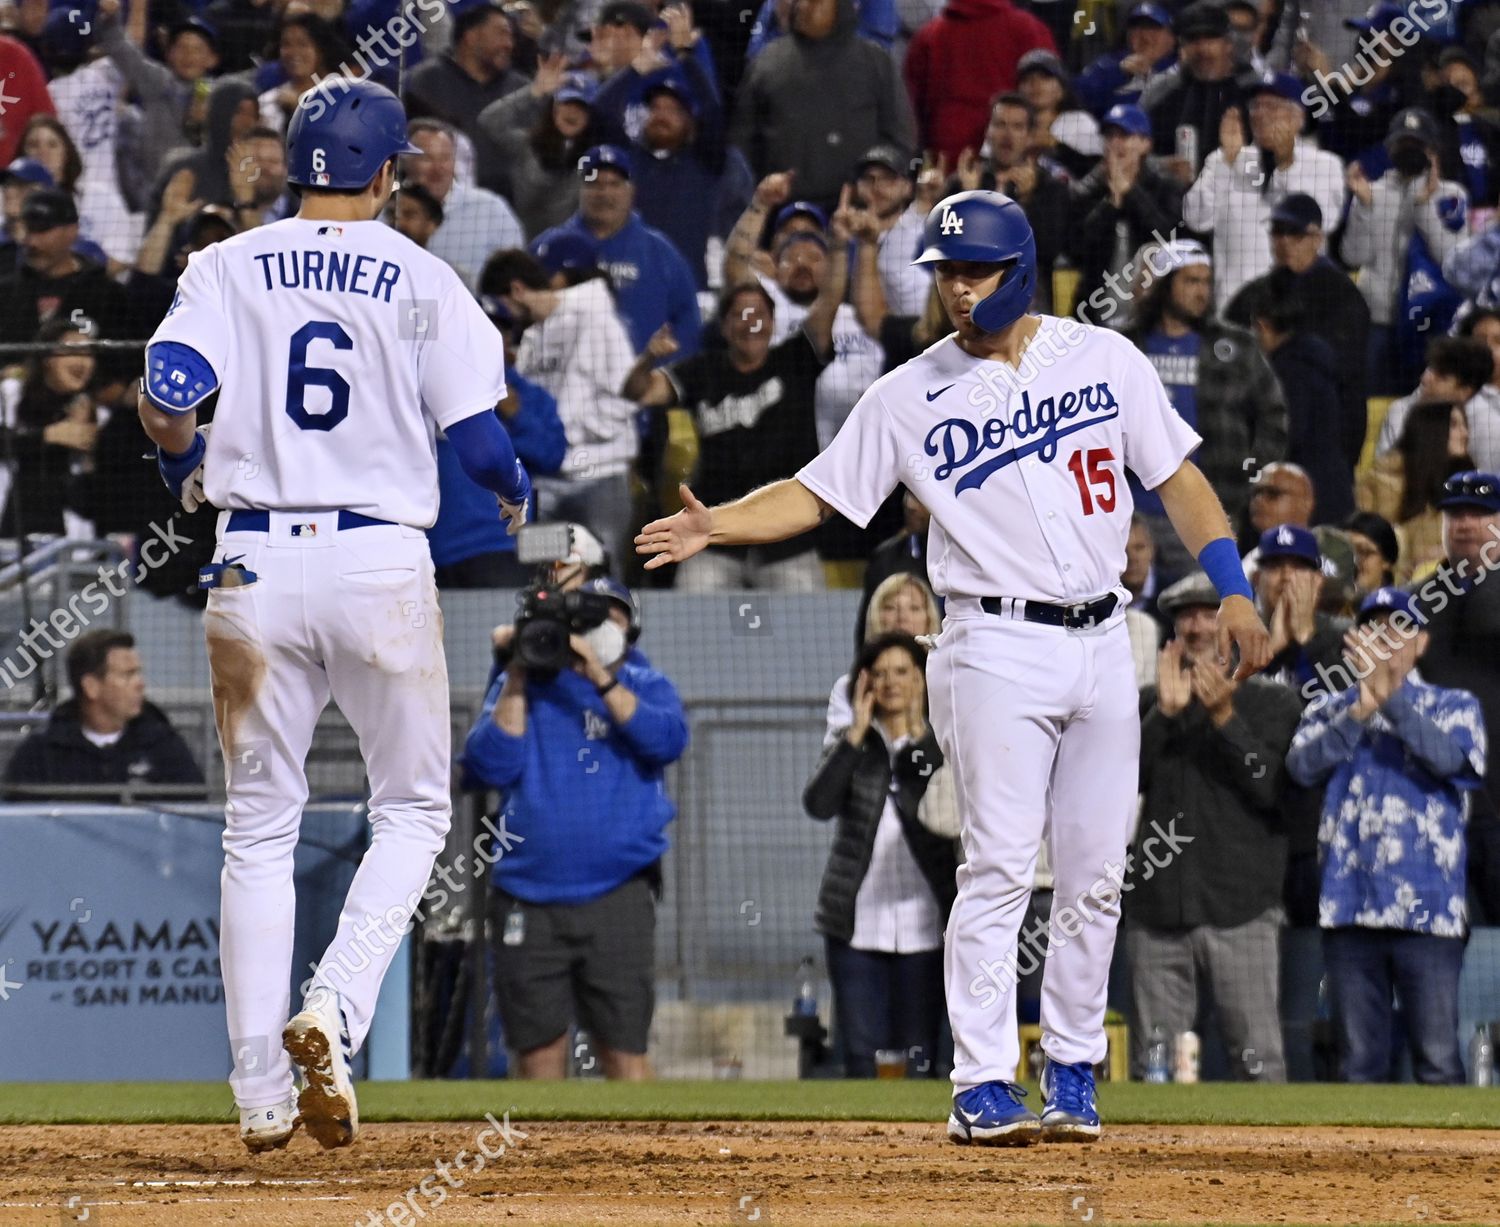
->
xmin=3 ymin=1120 xmax=1497 ymax=1225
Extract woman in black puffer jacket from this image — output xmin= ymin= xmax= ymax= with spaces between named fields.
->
xmin=803 ymin=632 xmax=959 ymax=1078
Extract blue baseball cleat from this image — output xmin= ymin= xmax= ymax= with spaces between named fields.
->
xmin=1039 ymin=1058 xmax=1101 ymax=1141
xmin=947 ymin=1080 xmax=1041 ymax=1146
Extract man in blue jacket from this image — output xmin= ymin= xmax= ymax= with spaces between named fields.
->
xmin=529 ymin=145 xmax=702 ymax=358
xmin=463 ymin=578 xmax=688 ymax=1079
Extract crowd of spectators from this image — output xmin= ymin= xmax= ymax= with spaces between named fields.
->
xmin=1 ymin=0 xmax=1500 ymax=1081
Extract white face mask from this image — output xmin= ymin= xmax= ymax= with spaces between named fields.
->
xmin=583 ymin=620 xmax=627 ymax=669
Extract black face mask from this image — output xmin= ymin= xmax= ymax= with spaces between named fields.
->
xmin=1391 ymin=143 xmax=1430 ymax=178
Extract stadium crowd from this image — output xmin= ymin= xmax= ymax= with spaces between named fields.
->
xmin=3 ymin=0 xmax=1500 ymax=1082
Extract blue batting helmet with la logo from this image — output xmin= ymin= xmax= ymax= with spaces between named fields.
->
xmin=914 ymin=190 xmax=1037 ymax=333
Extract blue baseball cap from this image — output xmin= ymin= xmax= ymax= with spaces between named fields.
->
xmin=532 ymin=230 xmax=598 ymax=276
xmin=580 ymin=576 xmax=641 ymax=637
xmin=642 ymin=73 xmax=698 ymax=117
xmin=577 ymin=144 xmax=632 ymax=181
xmin=1346 ymin=2 xmax=1405 ymax=33
xmin=1356 ymin=586 xmax=1422 ymax=626
xmin=773 ymin=200 xmax=827 ymax=233
xmin=1438 ymin=470 xmax=1500 ymax=512
xmin=1101 ymin=103 xmax=1150 ymax=137
xmin=1249 ymin=72 xmax=1306 ymax=106
xmin=554 ymin=74 xmax=595 ymax=108
xmin=1258 ymin=523 xmax=1321 ymax=567
xmin=1127 ymin=3 xmax=1172 ymax=27
xmin=3 ymin=157 xmax=53 ymax=187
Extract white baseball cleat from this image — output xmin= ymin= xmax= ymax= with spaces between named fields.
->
xmin=239 ymin=1095 xmax=299 ymax=1153
xmin=282 ymin=989 xmax=359 ymax=1150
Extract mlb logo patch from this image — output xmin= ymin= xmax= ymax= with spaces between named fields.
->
xmin=318 ymin=224 xmax=343 ymax=237
xmin=312 ymin=173 xmax=331 ymax=187
xmin=291 ymin=523 xmax=317 ymax=538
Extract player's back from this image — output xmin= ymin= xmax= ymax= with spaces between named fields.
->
xmin=173 ymin=217 xmax=497 ymax=529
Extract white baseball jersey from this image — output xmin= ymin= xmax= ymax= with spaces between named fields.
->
xmin=513 ymin=278 xmax=638 ymax=478
xmin=798 ymin=317 xmax=1201 ymax=603
xmin=49 ymin=58 xmax=143 ymax=262
xmin=759 ymin=274 xmax=886 ymax=449
xmin=147 ymin=216 xmax=507 ymax=528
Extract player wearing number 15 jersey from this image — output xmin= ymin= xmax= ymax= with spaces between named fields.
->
xmin=638 ymin=191 xmax=1270 ymax=1145
xmin=138 ymin=78 xmax=531 ymax=1154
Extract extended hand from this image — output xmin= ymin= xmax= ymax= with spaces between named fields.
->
xmin=635 ymin=482 xmax=712 ymax=569
xmin=1190 ymin=656 xmax=1239 ymax=726
xmin=1217 ymin=594 xmax=1271 ymax=681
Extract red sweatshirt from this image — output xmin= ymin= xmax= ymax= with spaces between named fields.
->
xmin=904 ymin=0 xmax=1055 ymax=165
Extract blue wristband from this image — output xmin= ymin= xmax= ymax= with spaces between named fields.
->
xmin=158 ymin=431 xmax=205 ymax=498
xmin=1198 ymin=537 xmax=1253 ymax=602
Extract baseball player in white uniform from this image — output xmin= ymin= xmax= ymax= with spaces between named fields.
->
xmin=638 ymin=190 xmax=1270 ymax=1144
xmin=137 ymin=79 xmax=531 ymax=1153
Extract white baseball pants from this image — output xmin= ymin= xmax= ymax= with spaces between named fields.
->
xmin=927 ymin=598 xmax=1139 ymax=1093
xmin=206 ymin=510 xmax=451 ymax=1109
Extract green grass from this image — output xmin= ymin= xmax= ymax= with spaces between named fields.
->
xmin=1 ymin=1080 xmax=1498 ymax=1129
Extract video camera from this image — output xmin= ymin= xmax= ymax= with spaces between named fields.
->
xmin=509 ymin=523 xmax=613 ymax=677
xmin=512 ymin=585 xmax=617 ymax=676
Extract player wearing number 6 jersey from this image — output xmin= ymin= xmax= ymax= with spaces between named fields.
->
xmin=639 ymin=191 xmax=1270 ymax=1145
xmin=137 ymin=78 xmax=532 ymax=1154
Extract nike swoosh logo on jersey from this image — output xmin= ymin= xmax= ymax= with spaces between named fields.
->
xmin=926 ymin=383 xmax=956 ymax=402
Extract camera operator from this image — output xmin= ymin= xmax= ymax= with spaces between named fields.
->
xmin=463 ymin=576 xmax=689 ymax=1080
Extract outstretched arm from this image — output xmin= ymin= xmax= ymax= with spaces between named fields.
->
xmin=635 ymin=479 xmax=831 ymax=569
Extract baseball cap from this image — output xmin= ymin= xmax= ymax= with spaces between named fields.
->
xmin=1174 ymin=1 xmax=1229 ymax=39
xmin=167 ymin=15 xmax=219 ymax=47
xmin=1126 ymin=3 xmax=1172 ymax=28
xmin=554 ymin=74 xmax=595 ymax=108
xmin=1101 ymin=103 xmax=1150 ymax=137
xmin=1258 ymin=523 xmax=1321 ymax=567
xmin=1017 ymin=49 xmax=1067 ymax=80
xmin=774 ymin=200 xmax=827 ymax=232
xmin=580 ymin=575 xmax=640 ymax=635
xmin=21 ymin=189 xmax=79 ymax=232
xmin=1158 ymin=570 xmax=1220 ymax=618
xmin=642 ymin=74 xmax=698 ymax=116
xmin=1346 ymin=2 xmax=1405 ymax=33
xmin=855 ymin=143 xmax=910 ymax=177
xmin=577 ymin=144 xmax=632 ymax=181
xmin=1356 ymin=585 xmax=1422 ymax=626
xmin=1438 ymin=469 xmax=1500 ymax=512
xmin=1386 ymin=106 xmax=1441 ymax=152
xmin=596 ymin=0 xmax=654 ymax=31
xmin=1249 ymin=72 xmax=1306 ymax=106
xmin=1222 ymin=0 xmax=1258 ymax=12
xmin=185 ymin=204 xmax=238 ymax=243
xmin=1269 ymin=192 xmax=1323 ymax=233
xmin=2 ymin=157 xmax=53 ymax=188
xmin=533 ymin=230 xmax=598 ymax=276
xmin=1154 ymin=237 xmax=1211 ymax=273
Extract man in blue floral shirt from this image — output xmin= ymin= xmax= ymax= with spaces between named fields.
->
xmin=1287 ymin=586 xmax=1487 ymax=1084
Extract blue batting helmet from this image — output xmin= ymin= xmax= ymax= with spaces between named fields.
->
xmin=913 ymin=191 xmax=1037 ymax=333
xmin=286 ymin=78 xmax=421 ymax=190
xmin=581 ymin=577 xmax=641 ymax=642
